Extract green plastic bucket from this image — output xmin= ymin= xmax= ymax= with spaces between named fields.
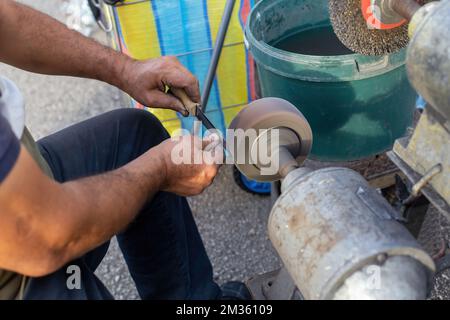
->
xmin=245 ymin=0 xmax=416 ymax=161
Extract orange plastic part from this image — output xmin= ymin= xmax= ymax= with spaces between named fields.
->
xmin=361 ymin=0 xmax=406 ymax=30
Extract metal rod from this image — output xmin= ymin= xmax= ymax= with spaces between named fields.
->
xmin=389 ymin=0 xmax=422 ymax=21
xmin=278 ymin=146 xmax=299 ymax=178
xmin=403 ymin=163 xmax=443 ymax=205
xmin=201 ymin=0 xmax=236 ymax=111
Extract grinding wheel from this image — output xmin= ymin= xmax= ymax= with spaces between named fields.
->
xmin=329 ymin=0 xmax=408 ymax=56
xmin=328 ymin=0 xmax=431 ymax=56
xmin=229 ymin=98 xmax=313 ymax=182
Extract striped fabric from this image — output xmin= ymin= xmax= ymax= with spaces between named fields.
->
xmin=105 ymin=0 xmax=256 ymax=135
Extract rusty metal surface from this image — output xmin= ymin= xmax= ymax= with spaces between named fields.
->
xmin=269 ymin=167 xmax=434 ymax=299
xmin=391 ymin=110 xmax=450 ymax=219
xmin=407 ymin=0 xmax=450 ymax=121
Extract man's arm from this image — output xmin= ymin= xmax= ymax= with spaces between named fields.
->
xmin=0 ymin=136 xmax=220 ymax=277
xmin=0 ymin=0 xmax=197 ymax=113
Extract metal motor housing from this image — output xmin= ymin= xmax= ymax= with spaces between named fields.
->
xmin=407 ymin=0 xmax=450 ymax=121
xmin=269 ymin=167 xmax=435 ymax=299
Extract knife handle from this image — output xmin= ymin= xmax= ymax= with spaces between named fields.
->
xmin=169 ymin=87 xmax=199 ymax=116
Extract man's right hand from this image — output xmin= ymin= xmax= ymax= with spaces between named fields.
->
xmin=152 ymin=135 xmax=223 ymax=197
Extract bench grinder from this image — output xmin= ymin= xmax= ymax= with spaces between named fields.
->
xmin=229 ymin=0 xmax=450 ymax=299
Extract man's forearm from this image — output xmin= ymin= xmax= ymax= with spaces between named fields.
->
xmin=0 ymin=147 xmax=166 ymax=277
xmin=0 ymin=0 xmax=202 ymax=113
xmin=0 ymin=0 xmax=129 ymax=88
xmin=58 ymin=149 xmax=166 ymax=261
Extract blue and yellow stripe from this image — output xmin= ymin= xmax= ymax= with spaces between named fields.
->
xmin=109 ymin=0 xmax=256 ymax=135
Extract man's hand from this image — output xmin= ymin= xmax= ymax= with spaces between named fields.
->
xmin=0 ymin=133 xmax=222 ymax=277
xmin=153 ymin=135 xmax=223 ymax=196
xmin=120 ymin=57 xmax=200 ymax=115
xmin=0 ymin=1 xmax=200 ymax=115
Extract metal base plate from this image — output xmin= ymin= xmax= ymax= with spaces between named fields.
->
xmin=246 ymin=268 xmax=303 ymax=300
xmin=388 ymin=149 xmax=450 ymax=221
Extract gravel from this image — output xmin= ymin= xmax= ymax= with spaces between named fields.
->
xmin=2 ymin=0 xmax=448 ymax=300
xmin=419 ymin=207 xmax=450 ymax=300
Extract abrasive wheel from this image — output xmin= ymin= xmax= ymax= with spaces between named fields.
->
xmin=229 ymin=98 xmax=313 ymax=182
xmin=328 ymin=0 xmax=432 ymax=56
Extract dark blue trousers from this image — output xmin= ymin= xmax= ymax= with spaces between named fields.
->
xmin=24 ymin=109 xmax=220 ymax=300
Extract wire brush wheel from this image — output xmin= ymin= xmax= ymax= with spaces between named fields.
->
xmin=329 ymin=0 xmax=432 ymax=56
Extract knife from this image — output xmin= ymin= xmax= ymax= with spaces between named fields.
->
xmin=169 ymin=88 xmax=227 ymax=149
